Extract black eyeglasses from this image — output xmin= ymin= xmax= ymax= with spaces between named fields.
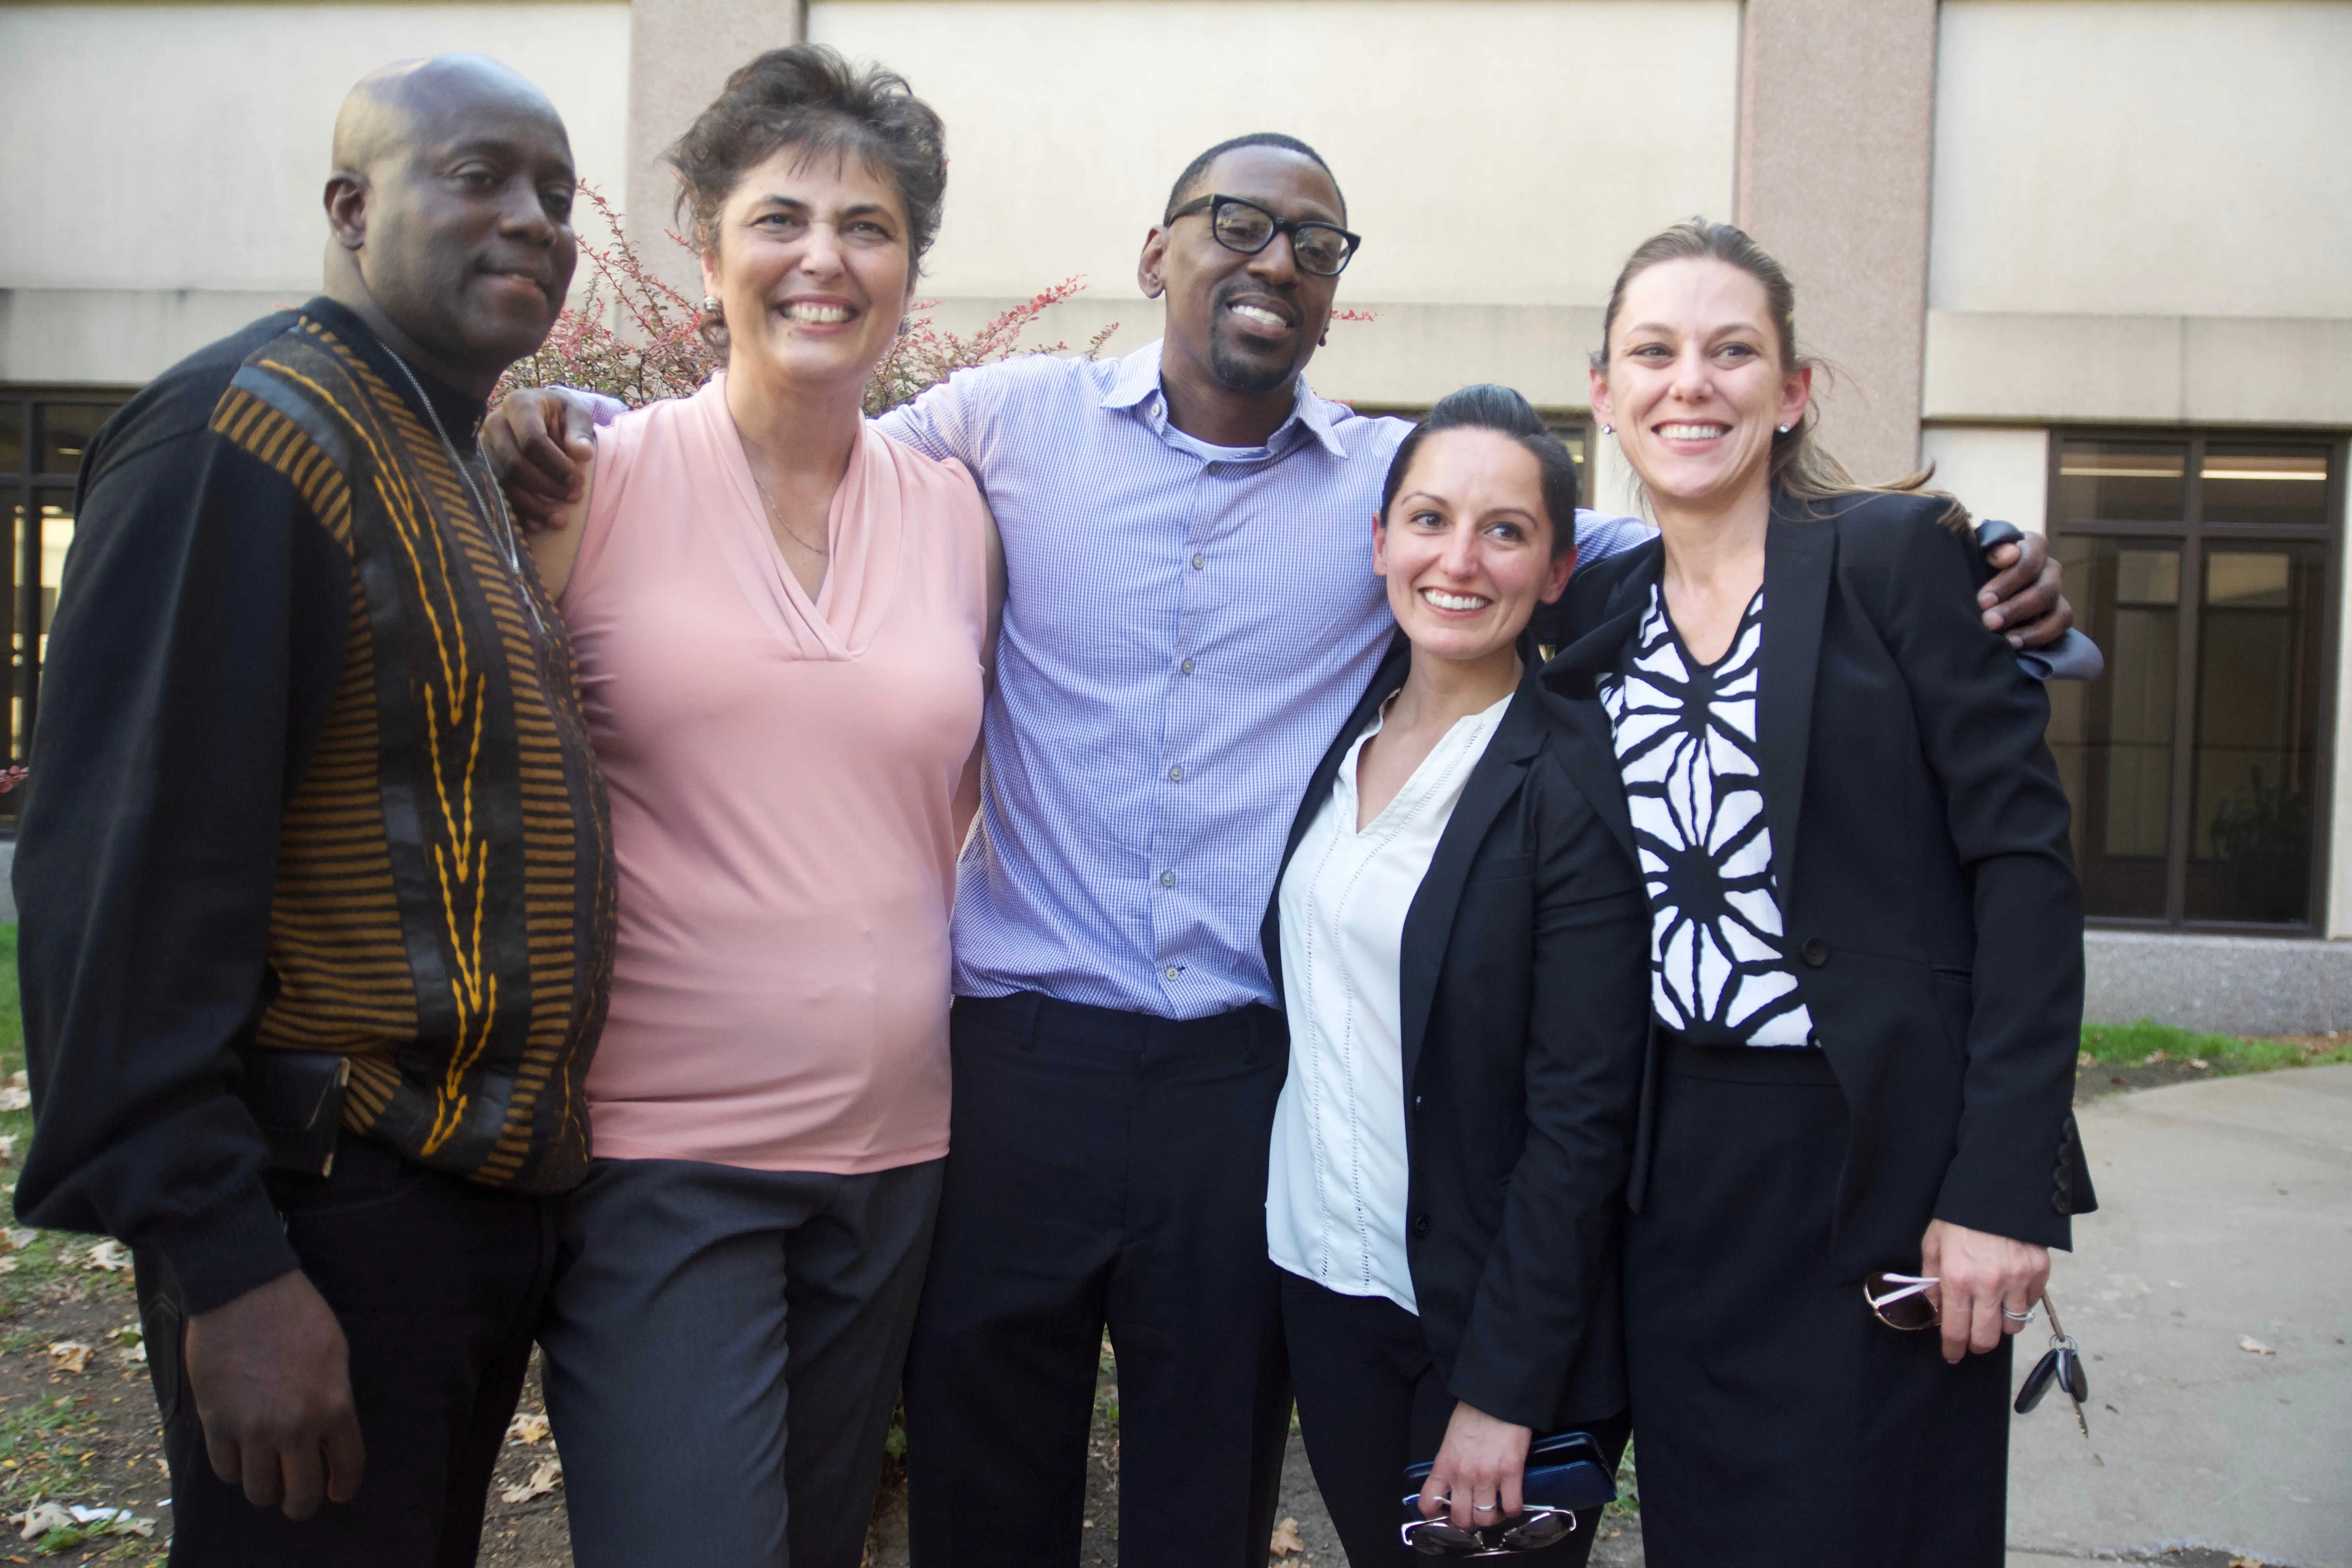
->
xmin=1400 ymin=1504 xmax=1576 ymax=1557
xmin=1164 ymin=194 xmax=1361 ymax=277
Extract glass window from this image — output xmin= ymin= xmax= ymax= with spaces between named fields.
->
xmin=2056 ymin=438 xmax=2187 ymax=524
xmin=0 ymin=389 xmax=133 ymax=818
xmin=2049 ymin=432 xmax=2339 ymax=929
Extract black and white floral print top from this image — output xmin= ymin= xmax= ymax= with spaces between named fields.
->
xmin=1596 ymin=583 xmax=1817 ymax=1048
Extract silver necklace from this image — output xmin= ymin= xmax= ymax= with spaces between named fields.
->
xmin=378 ymin=345 xmax=544 ymax=635
xmin=748 ymin=470 xmax=831 ymax=559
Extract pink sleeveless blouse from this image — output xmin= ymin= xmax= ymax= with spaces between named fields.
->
xmin=561 ymin=375 xmax=987 ymax=1172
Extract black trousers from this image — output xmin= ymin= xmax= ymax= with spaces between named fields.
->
xmin=135 ymin=1134 xmax=559 ymax=1568
xmin=903 ymin=992 xmax=1293 ymax=1568
xmin=1282 ymin=1271 xmax=1629 ymax=1568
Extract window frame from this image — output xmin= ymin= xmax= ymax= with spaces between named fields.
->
xmin=2045 ymin=426 xmax=2347 ymax=935
xmin=0 ymin=386 xmax=137 ymax=827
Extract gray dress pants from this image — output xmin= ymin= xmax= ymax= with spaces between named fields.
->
xmin=540 ymin=1156 xmax=943 ymax=1568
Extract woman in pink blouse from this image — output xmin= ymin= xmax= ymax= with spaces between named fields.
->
xmin=507 ymin=47 xmax=1000 ymax=1568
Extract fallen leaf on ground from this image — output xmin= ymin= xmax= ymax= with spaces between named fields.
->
xmin=2238 ymin=1336 xmax=2274 ymax=1355
xmin=2189 ymin=1057 xmax=2210 ymax=1069
xmin=84 ymin=1240 xmax=132 ymax=1272
xmin=505 ymin=1412 xmax=550 ymax=1445
xmin=0 ymin=1090 xmax=27 ymax=1114
xmin=2230 ymin=1557 xmax=2265 ymax=1567
xmin=46 ymin=1341 xmax=94 ymax=1374
xmin=0 ymin=1135 xmax=15 ymax=1161
xmin=65 ymin=1506 xmax=154 ymax=1537
xmin=500 ymin=1457 xmax=562 ymax=1503
xmin=16 ymin=1503 xmax=74 ymax=1541
xmin=1269 ymin=1516 xmax=1306 ymax=1557
xmin=1 ymin=1229 xmax=37 ymax=1252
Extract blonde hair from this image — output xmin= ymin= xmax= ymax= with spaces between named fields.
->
xmin=1592 ymin=218 xmax=1965 ymax=530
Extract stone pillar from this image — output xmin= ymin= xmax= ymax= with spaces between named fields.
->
xmin=624 ymin=0 xmax=806 ymax=297
xmin=1734 ymin=0 xmax=1937 ymax=485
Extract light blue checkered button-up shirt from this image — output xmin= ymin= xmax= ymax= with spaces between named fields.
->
xmin=876 ymin=340 xmax=1652 ymax=1020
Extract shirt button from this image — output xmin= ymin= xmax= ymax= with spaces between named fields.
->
xmin=1163 ymin=964 xmax=1180 ymax=981
xmin=1180 ymin=658 xmax=1195 ymax=675
xmin=1168 ymin=765 xmax=1184 ymax=782
xmin=1191 ymin=552 xmax=1205 ymax=570
xmin=1160 ymin=869 xmax=1176 ymax=887
xmin=1411 ymin=1213 xmax=1431 ymax=1239
xmin=1800 ymin=938 xmax=1830 ymax=968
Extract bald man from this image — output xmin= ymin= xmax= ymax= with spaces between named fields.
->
xmin=14 ymin=56 xmax=613 ymax=1566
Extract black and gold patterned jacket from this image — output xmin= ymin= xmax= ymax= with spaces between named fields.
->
xmin=14 ymin=298 xmax=615 ymax=1312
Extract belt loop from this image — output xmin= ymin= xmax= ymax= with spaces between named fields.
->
xmin=1011 ymin=989 xmax=1045 ymax=1048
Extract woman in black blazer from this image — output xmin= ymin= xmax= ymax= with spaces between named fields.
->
xmin=1540 ymin=220 xmax=2098 ymax=1568
xmin=1261 ymin=386 xmax=1651 ymax=1566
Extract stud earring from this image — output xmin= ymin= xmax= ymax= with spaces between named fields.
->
xmin=701 ymin=296 xmax=721 ymax=315
xmin=1777 ymin=423 xmax=1791 ymax=434
xmin=1601 ymin=424 xmax=1613 ymax=435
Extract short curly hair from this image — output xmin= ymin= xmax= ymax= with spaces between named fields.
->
xmin=667 ymin=44 xmax=948 ymax=276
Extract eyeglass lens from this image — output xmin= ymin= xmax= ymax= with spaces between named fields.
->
xmin=1864 ymin=1270 xmax=1940 ymax=1331
xmin=1211 ymin=202 xmax=1352 ymax=275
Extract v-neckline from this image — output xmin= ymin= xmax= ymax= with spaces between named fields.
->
xmin=706 ymin=376 xmax=854 ymax=659
xmin=1658 ymin=584 xmax=1762 ymax=678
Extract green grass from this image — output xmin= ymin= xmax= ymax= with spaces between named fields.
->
xmin=2079 ymin=1017 xmax=2352 ymax=1075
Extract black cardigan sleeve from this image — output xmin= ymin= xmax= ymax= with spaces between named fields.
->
xmin=1446 ymin=757 xmax=1650 ymax=1427
xmin=1849 ymin=508 xmax=2085 ymax=1248
xmin=13 ymin=349 xmax=352 ymax=1314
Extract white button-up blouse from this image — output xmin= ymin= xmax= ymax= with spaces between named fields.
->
xmin=1266 ymin=690 xmax=1514 ymax=1313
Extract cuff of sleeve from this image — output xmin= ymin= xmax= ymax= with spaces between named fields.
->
xmin=1446 ymin=1357 xmax=1558 ymax=1434
xmin=142 ymin=1186 xmax=300 ymax=1316
xmin=1931 ymin=1169 xmax=2075 ymax=1254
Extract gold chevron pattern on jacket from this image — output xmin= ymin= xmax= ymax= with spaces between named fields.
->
xmin=205 ymin=312 xmax=616 ymax=1192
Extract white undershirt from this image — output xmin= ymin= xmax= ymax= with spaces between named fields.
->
xmin=1267 ymin=690 xmax=1514 ymax=1314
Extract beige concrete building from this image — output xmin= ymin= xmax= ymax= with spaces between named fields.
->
xmin=4 ymin=0 xmax=2348 ymax=1022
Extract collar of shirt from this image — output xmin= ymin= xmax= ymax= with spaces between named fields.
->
xmin=1096 ymin=339 xmax=1351 ymax=462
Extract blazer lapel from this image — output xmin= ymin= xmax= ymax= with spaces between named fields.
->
xmin=1396 ymin=671 xmax=1544 ymax=1092
xmin=1260 ymin=631 xmax=1410 ymax=1007
xmin=1759 ymin=502 xmax=1835 ymax=907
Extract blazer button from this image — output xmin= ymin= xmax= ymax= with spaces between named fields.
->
xmin=1799 ymin=938 xmax=1830 ymax=968
xmin=1411 ymin=1213 xmax=1431 ymax=1239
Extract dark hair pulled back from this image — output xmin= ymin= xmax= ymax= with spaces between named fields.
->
xmin=668 ymin=44 xmax=947 ymax=341
xmin=1379 ymin=384 xmax=1580 ymax=560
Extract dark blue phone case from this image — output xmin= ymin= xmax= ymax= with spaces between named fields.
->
xmin=1402 ymin=1430 xmax=1618 ymax=1515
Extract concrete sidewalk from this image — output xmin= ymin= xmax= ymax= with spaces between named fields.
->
xmin=2006 ymin=1064 xmax=2352 ymax=1567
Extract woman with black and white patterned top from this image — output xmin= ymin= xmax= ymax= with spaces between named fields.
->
xmin=1540 ymin=221 xmax=2096 ymax=1568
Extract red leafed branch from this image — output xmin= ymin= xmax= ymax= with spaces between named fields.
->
xmin=497 ymin=183 xmax=1119 ymax=416
xmin=864 ymin=277 xmax=1114 ymax=416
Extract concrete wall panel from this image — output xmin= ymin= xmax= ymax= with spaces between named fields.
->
xmin=1933 ymin=0 xmax=2352 ymax=321
xmin=806 ymin=0 xmax=1740 ymax=310
xmin=1920 ymin=423 xmax=2049 ymax=536
xmin=1925 ymin=310 xmax=2352 ymax=428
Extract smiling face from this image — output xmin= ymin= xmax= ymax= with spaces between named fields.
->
xmin=1590 ymin=256 xmax=1811 ymax=518
xmin=1375 ymin=428 xmax=1575 ymax=666
xmin=330 ymin=59 xmax=580 ymax=389
xmin=702 ymin=142 xmax=912 ymax=396
xmin=1141 ymin=144 xmax=1344 ymax=398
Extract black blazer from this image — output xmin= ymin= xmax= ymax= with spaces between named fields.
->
xmin=1544 ymin=491 xmax=2097 ymax=1274
xmin=1262 ymin=638 xmax=1651 ymax=1431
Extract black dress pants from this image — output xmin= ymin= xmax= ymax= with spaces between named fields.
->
xmin=134 ymin=1134 xmax=559 ymax=1568
xmin=903 ymin=992 xmax=1293 ymax=1568
xmin=1281 ymin=1271 xmax=1630 ymax=1568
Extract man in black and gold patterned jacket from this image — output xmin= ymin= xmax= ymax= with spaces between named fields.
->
xmin=15 ymin=55 xmax=614 ymax=1566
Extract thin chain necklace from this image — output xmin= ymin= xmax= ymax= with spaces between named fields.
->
xmin=378 ymin=344 xmax=545 ymax=637
xmin=748 ymin=469 xmax=831 ymax=559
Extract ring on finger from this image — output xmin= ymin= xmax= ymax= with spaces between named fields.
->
xmin=1474 ymin=1502 xmax=1499 ymax=1514
xmin=2002 ymin=1307 xmax=2036 ymax=1325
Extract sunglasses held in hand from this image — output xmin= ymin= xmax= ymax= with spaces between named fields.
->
xmin=1399 ymin=1431 xmax=1615 ymax=1557
xmin=1865 ymin=1271 xmax=2093 ymax=1438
